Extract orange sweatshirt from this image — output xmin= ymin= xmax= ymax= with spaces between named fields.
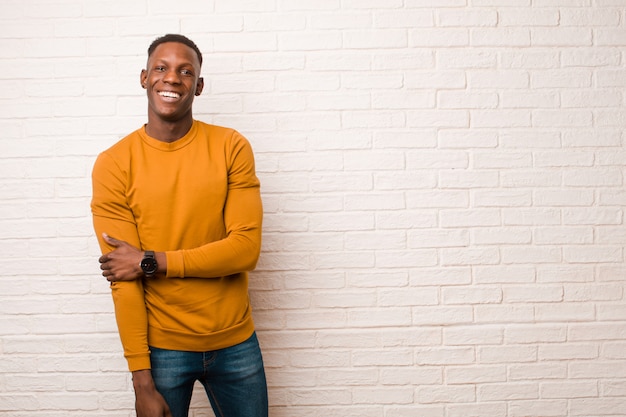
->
xmin=91 ymin=120 xmax=262 ymax=371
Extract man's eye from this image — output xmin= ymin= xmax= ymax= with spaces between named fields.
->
xmin=181 ymin=70 xmax=193 ymax=76
xmin=155 ymin=66 xmax=166 ymax=71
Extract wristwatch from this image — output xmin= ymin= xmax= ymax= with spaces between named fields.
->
xmin=140 ymin=250 xmax=158 ymax=277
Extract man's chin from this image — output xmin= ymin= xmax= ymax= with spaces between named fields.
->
xmin=150 ymin=108 xmax=191 ymax=123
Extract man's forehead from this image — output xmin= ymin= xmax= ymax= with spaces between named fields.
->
xmin=148 ymin=42 xmax=201 ymax=66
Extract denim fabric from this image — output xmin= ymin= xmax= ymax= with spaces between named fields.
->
xmin=150 ymin=332 xmax=268 ymax=417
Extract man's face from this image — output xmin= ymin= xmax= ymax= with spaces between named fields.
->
xmin=141 ymin=42 xmax=204 ymax=123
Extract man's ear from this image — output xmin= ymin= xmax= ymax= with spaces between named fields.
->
xmin=140 ymin=69 xmax=147 ymax=89
xmin=195 ymin=77 xmax=204 ymax=96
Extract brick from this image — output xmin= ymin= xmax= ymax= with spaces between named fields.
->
xmin=375 ymin=171 xmax=438 ymax=190
xmin=500 ymin=129 xmax=561 ymax=149
xmin=373 ymin=51 xmax=435 ymax=70
xmin=408 ymin=229 xmax=469 ymax=248
xmin=499 ymin=9 xmax=560 ymax=26
xmin=353 ymin=387 xmax=414 ymax=404
xmin=531 ymin=27 xmax=593 ymax=46
xmin=343 ymin=30 xmax=408 ymax=49
xmin=437 ymin=10 xmax=498 ymax=27
xmin=439 ymin=247 xmax=501 ymax=266
xmin=539 ymin=343 xmax=598 ymax=361
xmin=472 ymin=151 xmax=531 ymax=168
xmin=567 ymin=206 xmax=625 ymax=230
xmin=537 ymin=265 xmax=595 ymax=283
xmin=532 ymin=110 xmax=593 ymax=128
xmin=478 ymin=345 xmax=537 ymax=364
xmin=602 ymin=342 xmax=626 ymax=360
xmin=417 ymin=385 xmax=476 ymax=403
xmin=531 ymin=70 xmax=593 ymax=88
xmin=407 ymin=149 xmax=468 ymax=169
xmin=343 ymin=110 xmax=406 ymax=128
xmin=533 ymin=189 xmax=594 ymax=207
xmin=500 ymin=91 xmax=559 ymax=108
xmin=440 ymin=209 xmax=501 ymax=227
xmin=445 ymin=365 xmax=506 ymax=384
xmin=478 ymin=383 xmax=539 ymax=402
xmin=601 ymin=380 xmax=626 ymax=397
xmin=437 ymin=49 xmax=497 ymax=69
xmin=570 ymin=398 xmax=626 ymax=416
xmin=406 ymin=190 xmax=469 ymax=208
xmin=279 ymin=31 xmax=342 ymax=51
xmin=410 ymin=267 xmax=472 ymax=286
xmin=471 ymin=28 xmax=531 ymax=47
xmin=375 ymin=249 xmax=438 ymax=268
xmin=373 ymin=91 xmax=435 ymax=109
xmin=533 ymin=226 xmax=593 ymax=245
xmin=442 ymin=286 xmax=502 ymax=304
xmin=569 ymin=361 xmax=626 ymax=379
xmin=375 ymin=10 xmax=433 ymax=28
xmin=243 ymin=53 xmax=304 ymax=71
xmin=508 ymin=363 xmax=568 ymax=380
xmin=406 ymin=0 xmax=465 ymax=6
xmin=412 ymin=306 xmax=474 ymax=326
xmin=439 ymin=170 xmax=499 ymax=188
xmin=405 ymin=70 xmax=466 ymax=89
xmin=509 ymin=400 xmax=567 ymax=417
xmin=565 ymin=284 xmax=623 ymax=302
xmin=444 ymin=326 xmax=503 ymax=345
xmin=501 ymin=171 xmax=562 ymax=187
xmin=472 ymin=227 xmax=532 ymax=244
xmin=309 ymin=12 xmax=371 ymax=29
xmin=380 ymin=367 xmax=442 ymax=385
xmin=535 ymin=303 xmax=595 ymax=322
xmin=505 ymin=325 xmax=567 ymax=344
xmin=501 ymin=246 xmax=561 ymax=264
xmin=448 ymin=404 xmax=508 ymax=417
xmin=472 ymin=190 xmax=532 ymax=208
xmin=500 ymin=50 xmax=560 ymax=69
xmin=474 ymin=266 xmax=535 ymax=284
xmin=561 ymin=48 xmax=622 ymax=67
xmin=438 ymin=91 xmax=498 ymax=109
xmin=378 ymin=287 xmax=439 ymax=307
xmin=595 ymin=28 xmax=626 ymax=46
xmin=563 ymin=246 xmax=622 ymax=263
xmin=570 ymin=323 xmax=626 ymax=342
xmin=409 ymin=28 xmax=469 ymax=47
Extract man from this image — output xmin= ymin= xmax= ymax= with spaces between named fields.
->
xmin=91 ymin=34 xmax=268 ymax=417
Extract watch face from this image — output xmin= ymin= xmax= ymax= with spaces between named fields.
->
xmin=141 ymin=257 xmax=158 ymax=274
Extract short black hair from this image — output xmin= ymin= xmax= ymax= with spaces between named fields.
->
xmin=147 ymin=34 xmax=203 ymax=66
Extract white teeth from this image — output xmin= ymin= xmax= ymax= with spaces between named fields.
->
xmin=159 ymin=91 xmax=180 ymax=98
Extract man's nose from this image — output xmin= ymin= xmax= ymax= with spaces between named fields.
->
xmin=163 ymin=69 xmax=181 ymax=84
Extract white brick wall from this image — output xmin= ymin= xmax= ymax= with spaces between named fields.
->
xmin=1 ymin=1 xmax=625 ymax=416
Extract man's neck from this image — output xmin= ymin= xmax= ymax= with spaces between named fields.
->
xmin=145 ymin=117 xmax=194 ymax=143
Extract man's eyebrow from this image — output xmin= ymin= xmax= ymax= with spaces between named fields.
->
xmin=151 ymin=58 xmax=197 ymax=68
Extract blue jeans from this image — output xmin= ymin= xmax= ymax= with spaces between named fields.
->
xmin=150 ymin=332 xmax=268 ymax=417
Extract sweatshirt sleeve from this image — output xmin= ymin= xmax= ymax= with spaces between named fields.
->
xmin=91 ymin=152 xmax=151 ymax=372
xmin=165 ymin=132 xmax=263 ymax=278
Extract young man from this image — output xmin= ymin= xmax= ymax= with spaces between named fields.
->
xmin=91 ymin=34 xmax=268 ymax=417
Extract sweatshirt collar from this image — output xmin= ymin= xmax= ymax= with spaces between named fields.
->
xmin=140 ymin=120 xmax=198 ymax=151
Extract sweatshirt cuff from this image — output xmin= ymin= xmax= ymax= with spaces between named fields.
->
xmin=127 ymin=353 xmax=151 ymax=372
xmin=165 ymin=251 xmax=184 ymax=278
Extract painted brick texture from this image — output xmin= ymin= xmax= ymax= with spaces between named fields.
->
xmin=1 ymin=1 xmax=625 ymax=416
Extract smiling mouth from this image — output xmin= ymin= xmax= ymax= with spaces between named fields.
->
xmin=158 ymin=91 xmax=181 ymax=99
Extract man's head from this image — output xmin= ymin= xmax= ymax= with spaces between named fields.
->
xmin=147 ymin=34 xmax=203 ymax=67
xmin=140 ymin=34 xmax=205 ymax=132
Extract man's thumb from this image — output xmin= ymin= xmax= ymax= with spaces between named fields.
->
xmin=102 ymin=233 xmax=119 ymax=246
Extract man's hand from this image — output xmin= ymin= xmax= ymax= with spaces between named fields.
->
xmin=133 ymin=370 xmax=172 ymax=417
xmin=99 ymin=233 xmax=143 ymax=282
